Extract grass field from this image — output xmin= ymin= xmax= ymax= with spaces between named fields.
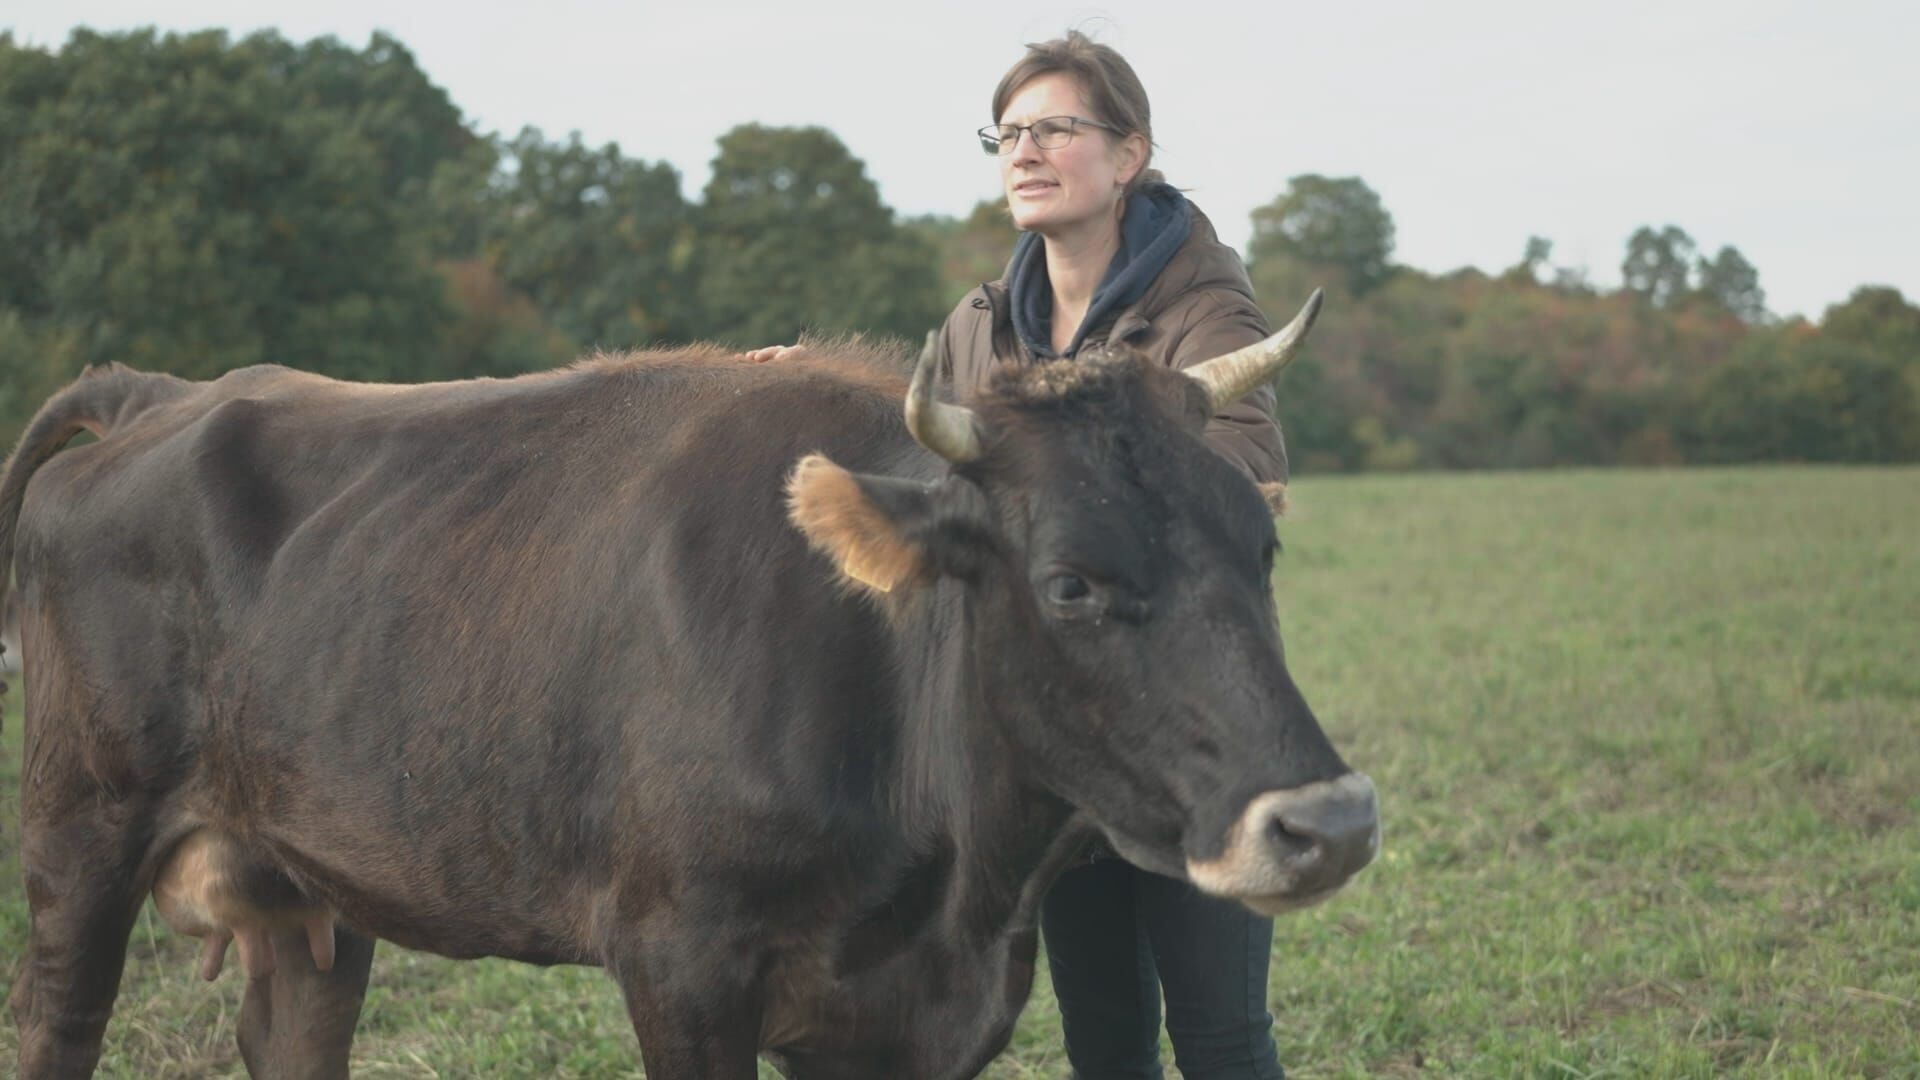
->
xmin=4 ymin=466 xmax=1917 ymax=1077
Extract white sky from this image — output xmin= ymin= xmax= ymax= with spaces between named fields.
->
xmin=9 ymin=0 xmax=1917 ymax=320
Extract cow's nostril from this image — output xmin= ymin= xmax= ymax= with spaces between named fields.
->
xmin=1264 ymin=816 xmax=1317 ymax=862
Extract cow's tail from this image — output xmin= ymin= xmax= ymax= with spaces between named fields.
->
xmin=0 ymin=363 xmax=191 ymax=690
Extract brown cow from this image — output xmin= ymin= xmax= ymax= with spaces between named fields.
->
xmin=3 ymin=294 xmax=1376 ymax=1078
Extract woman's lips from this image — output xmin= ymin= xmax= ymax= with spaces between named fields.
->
xmin=1014 ymin=180 xmax=1057 ymax=197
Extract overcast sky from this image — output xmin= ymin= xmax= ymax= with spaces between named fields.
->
xmin=9 ymin=0 xmax=1917 ymax=320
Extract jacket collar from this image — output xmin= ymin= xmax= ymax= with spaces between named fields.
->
xmin=989 ymin=198 xmax=1251 ymax=360
xmin=1006 ymin=182 xmax=1193 ymax=360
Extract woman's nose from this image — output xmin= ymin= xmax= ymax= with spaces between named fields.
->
xmin=1008 ymin=128 xmax=1044 ymax=163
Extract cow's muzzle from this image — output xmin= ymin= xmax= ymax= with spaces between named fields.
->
xmin=1186 ymin=772 xmax=1379 ymax=916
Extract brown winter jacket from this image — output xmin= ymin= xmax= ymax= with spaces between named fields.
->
xmin=932 ymin=203 xmax=1290 ymax=484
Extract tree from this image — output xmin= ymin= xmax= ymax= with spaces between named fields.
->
xmin=1695 ymin=245 xmax=1766 ymax=323
xmin=0 ymin=28 xmax=474 ymax=399
xmin=1691 ymin=330 xmax=1920 ymax=463
xmin=1620 ymin=225 xmax=1697 ymax=308
xmin=1821 ymin=286 xmax=1920 ymax=364
xmin=436 ymin=258 xmax=576 ymax=378
xmin=693 ymin=125 xmax=944 ymax=347
xmin=484 ymin=128 xmax=697 ymax=350
xmin=1248 ymin=175 xmax=1396 ymax=295
xmin=0 ymin=312 xmax=87 ymax=449
xmin=1502 ymin=236 xmax=1554 ymax=284
xmin=905 ymin=199 xmax=1016 ymax=308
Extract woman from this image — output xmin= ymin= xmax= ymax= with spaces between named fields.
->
xmin=756 ymin=31 xmax=1290 ymax=1079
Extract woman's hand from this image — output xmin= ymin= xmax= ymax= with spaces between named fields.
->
xmin=742 ymin=345 xmax=806 ymax=363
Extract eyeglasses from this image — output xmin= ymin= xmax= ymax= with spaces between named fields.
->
xmin=976 ymin=115 xmax=1122 ymax=156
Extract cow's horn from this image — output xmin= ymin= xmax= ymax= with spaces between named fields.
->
xmin=906 ymin=331 xmax=984 ymax=463
xmin=1184 ymin=289 xmax=1324 ymax=411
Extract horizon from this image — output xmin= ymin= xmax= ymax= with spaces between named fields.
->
xmin=8 ymin=1 xmax=1917 ymax=321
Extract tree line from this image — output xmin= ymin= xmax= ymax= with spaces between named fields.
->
xmin=2 ymin=28 xmax=1914 ymax=468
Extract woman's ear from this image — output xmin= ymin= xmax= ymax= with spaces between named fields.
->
xmin=1113 ymin=132 xmax=1149 ymax=188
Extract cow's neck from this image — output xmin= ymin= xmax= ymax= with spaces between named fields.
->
xmin=889 ymin=583 xmax=1082 ymax=944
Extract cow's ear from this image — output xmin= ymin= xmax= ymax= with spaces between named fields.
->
xmin=1257 ymin=481 xmax=1290 ymax=517
xmin=787 ymin=454 xmax=995 ymax=594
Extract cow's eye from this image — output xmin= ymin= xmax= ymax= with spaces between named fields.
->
xmin=1044 ymin=572 xmax=1091 ymax=605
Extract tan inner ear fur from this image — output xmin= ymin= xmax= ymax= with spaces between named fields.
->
xmin=786 ymin=454 xmax=924 ymax=594
xmin=1258 ymin=481 xmax=1291 ymax=517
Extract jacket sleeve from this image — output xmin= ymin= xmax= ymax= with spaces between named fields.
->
xmin=1165 ymin=296 xmax=1290 ymax=484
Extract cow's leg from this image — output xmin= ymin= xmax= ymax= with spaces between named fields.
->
xmin=235 ymin=924 xmax=376 ymax=1080
xmin=9 ymin=816 xmax=146 ymax=1078
xmin=612 ymin=944 xmax=763 ymax=1080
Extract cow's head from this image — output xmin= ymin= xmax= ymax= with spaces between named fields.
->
xmin=788 ymin=292 xmax=1377 ymax=915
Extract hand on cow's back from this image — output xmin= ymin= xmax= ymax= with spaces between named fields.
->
xmin=742 ymin=345 xmax=807 ymax=363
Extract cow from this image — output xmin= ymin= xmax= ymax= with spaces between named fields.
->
xmin=2 ymin=291 xmax=1377 ymax=1079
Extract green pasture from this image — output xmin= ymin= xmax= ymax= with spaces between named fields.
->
xmin=4 ymin=466 xmax=1917 ymax=1077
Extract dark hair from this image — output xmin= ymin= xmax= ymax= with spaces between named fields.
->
xmin=991 ymin=30 xmax=1165 ymax=197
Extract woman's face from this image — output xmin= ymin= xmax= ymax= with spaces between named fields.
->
xmin=997 ymin=73 xmax=1144 ymax=238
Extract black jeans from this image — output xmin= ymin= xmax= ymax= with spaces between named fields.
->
xmin=1041 ymin=857 xmax=1285 ymax=1080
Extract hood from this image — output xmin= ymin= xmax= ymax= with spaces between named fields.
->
xmin=1007 ymin=181 xmax=1194 ymax=360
